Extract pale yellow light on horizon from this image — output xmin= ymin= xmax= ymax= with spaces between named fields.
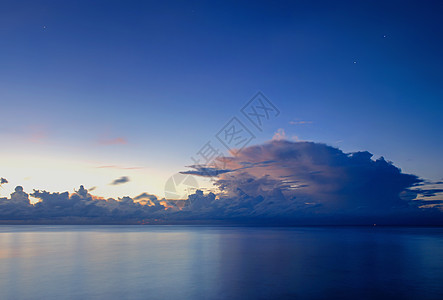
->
xmin=0 ymin=153 xmax=185 ymax=201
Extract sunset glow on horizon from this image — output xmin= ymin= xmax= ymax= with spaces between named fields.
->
xmin=0 ymin=0 xmax=442 ymax=225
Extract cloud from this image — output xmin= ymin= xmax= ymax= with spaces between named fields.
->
xmin=415 ymin=188 xmax=443 ymax=198
xmin=0 ymin=140 xmax=442 ymax=225
xmin=110 ymin=176 xmax=130 ymax=185
xmin=213 ymin=141 xmax=418 ymax=211
xmin=272 ymin=128 xmax=286 ymax=141
xmin=180 ymin=165 xmax=234 ymax=177
xmin=29 ymin=125 xmax=48 ymax=143
xmin=289 ymin=120 xmax=312 ymax=125
xmin=133 ymin=193 xmax=160 ymax=206
xmin=273 ymin=128 xmax=302 ymax=142
xmin=97 ymin=165 xmax=143 ymax=170
xmin=175 ymin=140 xmax=443 ymax=224
xmin=0 ymin=186 xmax=33 ymax=220
xmin=99 ymin=137 xmax=127 ymax=145
xmin=0 ymin=185 xmax=166 ymax=224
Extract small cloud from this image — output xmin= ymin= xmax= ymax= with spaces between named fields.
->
xmin=180 ymin=165 xmax=233 ymax=177
xmin=289 ymin=120 xmax=312 ymax=125
xmin=99 ymin=137 xmax=128 ymax=145
xmin=28 ymin=125 xmax=49 ymax=143
xmin=134 ymin=193 xmax=158 ymax=201
xmin=0 ymin=177 xmax=8 ymax=189
xmin=291 ymin=135 xmax=302 ymax=142
xmin=411 ymin=181 xmax=443 ymax=203
xmin=272 ymin=128 xmax=287 ymax=141
xmin=96 ymin=165 xmax=143 ymax=170
xmin=134 ymin=193 xmax=159 ymax=206
xmin=110 ymin=176 xmax=130 ymax=185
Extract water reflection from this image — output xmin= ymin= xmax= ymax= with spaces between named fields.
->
xmin=0 ymin=226 xmax=442 ymax=300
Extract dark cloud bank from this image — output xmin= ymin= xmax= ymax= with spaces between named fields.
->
xmin=1 ymin=141 xmax=442 ymax=225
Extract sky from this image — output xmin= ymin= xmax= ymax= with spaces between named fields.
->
xmin=0 ymin=1 xmax=442 ymax=224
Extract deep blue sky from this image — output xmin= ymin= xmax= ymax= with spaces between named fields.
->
xmin=0 ymin=0 xmax=442 ymax=198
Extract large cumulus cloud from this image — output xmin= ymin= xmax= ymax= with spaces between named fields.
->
xmin=216 ymin=141 xmax=422 ymax=212
xmin=174 ymin=140 xmax=443 ymax=224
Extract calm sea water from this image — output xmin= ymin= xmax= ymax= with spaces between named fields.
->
xmin=0 ymin=226 xmax=442 ymax=300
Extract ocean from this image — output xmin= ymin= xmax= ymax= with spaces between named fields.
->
xmin=1 ymin=225 xmax=442 ymax=300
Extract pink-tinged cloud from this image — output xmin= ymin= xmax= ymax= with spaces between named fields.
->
xmin=289 ymin=120 xmax=312 ymax=125
xmin=96 ymin=165 xmax=144 ymax=170
xmin=28 ymin=125 xmax=49 ymax=143
xmin=99 ymin=137 xmax=128 ymax=145
xmin=272 ymin=128 xmax=286 ymax=141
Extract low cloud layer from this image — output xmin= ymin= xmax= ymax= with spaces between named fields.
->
xmin=1 ymin=141 xmax=442 ymax=225
xmin=0 ymin=185 xmax=166 ymax=224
